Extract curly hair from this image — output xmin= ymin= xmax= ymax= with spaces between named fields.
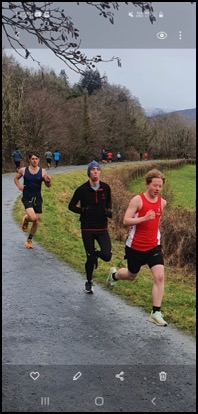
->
xmin=145 ymin=169 xmax=165 ymax=184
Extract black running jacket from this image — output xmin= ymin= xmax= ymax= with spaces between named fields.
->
xmin=68 ymin=180 xmax=112 ymax=230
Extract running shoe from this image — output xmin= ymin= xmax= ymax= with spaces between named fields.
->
xmin=148 ymin=311 xmax=168 ymax=326
xmin=85 ymin=281 xmax=94 ymax=294
xmin=106 ymin=267 xmax=117 ymax=288
xmin=22 ymin=215 xmax=29 ymax=232
xmin=25 ymin=239 xmax=33 ymax=249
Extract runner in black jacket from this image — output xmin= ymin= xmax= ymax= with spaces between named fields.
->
xmin=68 ymin=160 xmax=112 ymax=293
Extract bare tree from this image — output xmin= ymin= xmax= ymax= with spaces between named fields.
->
xmin=2 ymin=2 xmax=158 ymax=74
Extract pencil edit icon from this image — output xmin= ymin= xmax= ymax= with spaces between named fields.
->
xmin=73 ymin=371 xmax=82 ymax=381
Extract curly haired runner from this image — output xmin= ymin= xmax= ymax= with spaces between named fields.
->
xmin=14 ymin=151 xmax=51 ymax=249
xmin=106 ymin=169 xmax=168 ymax=327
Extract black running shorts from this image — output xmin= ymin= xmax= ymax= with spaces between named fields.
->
xmin=22 ymin=195 xmax=43 ymax=214
xmin=125 ymin=245 xmax=164 ymax=274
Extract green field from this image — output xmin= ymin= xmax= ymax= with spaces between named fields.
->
xmin=129 ymin=164 xmax=196 ymax=210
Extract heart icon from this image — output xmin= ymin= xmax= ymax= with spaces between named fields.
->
xmin=30 ymin=371 xmax=40 ymax=381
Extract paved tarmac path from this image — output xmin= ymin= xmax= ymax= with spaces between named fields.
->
xmin=2 ymin=165 xmax=196 ymax=412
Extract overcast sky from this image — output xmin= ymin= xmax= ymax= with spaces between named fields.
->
xmin=3 ymin=2 xmax=196 ymax=111
xmin=5 ymin=47 xmax=196 ymax=111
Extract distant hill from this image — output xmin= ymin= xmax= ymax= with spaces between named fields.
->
xmin=144 ymin=107 xmax=175 ymax=117
xmin=144 ymin=107 xmax=196 ymax=121
xmin=166 ymin=108 xmax=196 ymax=121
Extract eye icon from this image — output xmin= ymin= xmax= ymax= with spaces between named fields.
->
xmin=157 ymin=31 xmax=167 ymax=39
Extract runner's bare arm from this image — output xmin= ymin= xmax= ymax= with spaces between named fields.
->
xmin=14 ymin=167 xmax=25 ymax=191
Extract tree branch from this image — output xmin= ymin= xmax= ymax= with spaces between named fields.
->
xmin=2 ymin=2 xmax=194 ymax=74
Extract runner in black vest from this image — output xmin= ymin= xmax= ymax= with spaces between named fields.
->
xmin=14 ymin=151 xmax=51 ymax=249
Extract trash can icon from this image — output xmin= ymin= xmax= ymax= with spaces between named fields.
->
xmin=159 ymin=371 xmax=167 ymax=381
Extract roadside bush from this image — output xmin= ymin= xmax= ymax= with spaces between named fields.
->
xmin=161 ymin=209 xmax=196 ymax=271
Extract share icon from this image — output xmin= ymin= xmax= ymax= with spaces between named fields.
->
xmin=115 ymin=371 xmax=124 ymax=381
